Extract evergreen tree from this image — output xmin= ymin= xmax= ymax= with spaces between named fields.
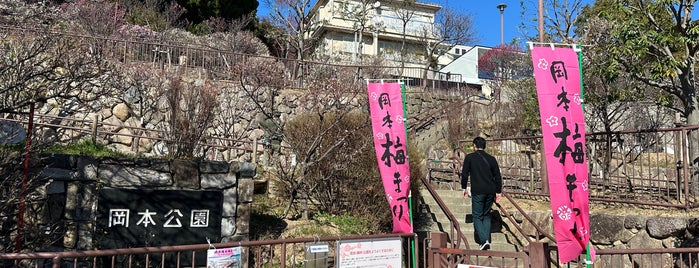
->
xmin=175 ymin=0 xmax=258 ymax=24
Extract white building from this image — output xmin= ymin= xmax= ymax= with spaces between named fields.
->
xmin=439 ymin=45 xmax=495 ymax=95
xmin=307 ymin=0 xmax=499 ymax=95
xmin=307 ymin=0 xmax=441 ymax=68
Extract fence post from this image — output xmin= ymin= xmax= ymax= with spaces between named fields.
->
xmin=429 ymin=232 xmax=447 ymax=268
xmin=528 ymin=241 xmax=550 ymax=268
xmin=91 ymin=114 xmax=99 ymax=144
xmin=253 ymin=138 xmax=258 ymax=164
xmin=681 ymin=127 xmax=691 ymax=209
xmin=52 ymin=255 xmax=61 ymax=268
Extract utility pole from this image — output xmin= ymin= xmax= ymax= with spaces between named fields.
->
xmin=497 ymin=3 xmax=507 ymax=45
xmin=538 ymin=0 xmax=544 ymax=42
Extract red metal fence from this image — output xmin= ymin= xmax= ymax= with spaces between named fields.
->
xmin=0 ymin=233 xmax=417 ymax=268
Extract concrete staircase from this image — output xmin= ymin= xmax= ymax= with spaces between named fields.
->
xmin=418 ymin=188 xmax=519 ymax=252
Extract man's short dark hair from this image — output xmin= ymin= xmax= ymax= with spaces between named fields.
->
xmin=473 ymin=137 xmax=486 ymax=149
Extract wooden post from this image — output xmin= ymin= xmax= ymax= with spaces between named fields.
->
xmin=429 ymin=232 xmax=447 ymax=268
xmin=252 ymin=138 xmax=258 ymax=164
xmin=528 ymin=241 xmax=550 ymax=268
xmin=91 ymin=114 xmax=99 ymax=144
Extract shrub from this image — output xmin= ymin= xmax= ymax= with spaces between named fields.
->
xmin=279 ymin=110 xmax=425 ymax=233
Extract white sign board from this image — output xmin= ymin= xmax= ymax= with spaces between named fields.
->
xmin=457 ymin=264 xmax=496 ymax=268
xmin=207 ymin=247 xmax=242 ymax=268
xmin=336 ymin=238 xmax=402 ymax=268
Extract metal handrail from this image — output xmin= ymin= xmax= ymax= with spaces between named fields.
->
xmin=495 ymin=192 xmax=556 ymax=245
xmin=424 ymin=163 xmax=557 ymax=250
xmin=419 ymin=170 xmax=470 ymax=250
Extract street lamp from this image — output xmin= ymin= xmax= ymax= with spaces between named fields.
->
xmin=497 ymin=3 xmax=507 ymax=45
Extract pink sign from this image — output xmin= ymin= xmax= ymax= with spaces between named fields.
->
xmin=367 ymin=82 xmax=412 ymax=233
xmin=530 ymin=46 xmax=595 ymax=263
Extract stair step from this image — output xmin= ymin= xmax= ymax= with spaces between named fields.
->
xmin=419 ymin=186 xmax=520 ymax=252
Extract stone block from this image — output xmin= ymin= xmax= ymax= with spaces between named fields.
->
xmin=63 ymin=224 xmax=77 ymax=249
xmin=100 ymin=164 xmax=173 ymax=187
xmin=628 ymin=229 xmax=663 ymax=249
xmin=172 ymin=159 xmax=199 ymax=188
xmin=647 ymin=217 xmax=687 ymax=239
xmin=46 ymin=194 xmax=65 ymax=222
xmin=76 ymin=183 xmax=96 ymax=221
xmin=238 ymin=179 xmax=254 ymax=203
xmin=41 ymin=168 xmax=73 ymax=180
xmin=112 ymin=103 xmax=131 ymax=122
xmin=236 ymin=203 xmax=251 ymax=235
xmin=220 ymin=235 xmax=247 ymax=243
xmin=42 ymin=154 xmax=76 ymax=169
xmin=149 ymin=159 xmax=171 ymax=172
xmin=687 ymin=218 xmax=699 ymax=236
xmin=222 ymin=187 xmax=239 ymax=217
xmin=232 ymin=162 xmax=257 ymax=178
xmin=64 ymin=182 xmax=79 ymax=220
xmin=77 ymin=157 xmax=99 ymax=181
xmin=200 ymin=160 xmax=230 ymax=173
xmin=590 ymin=214 xmax=626 ymax=245
xmin=624 ymin=215 xmax=647 ymax=230
xmin=77 ymin=223 xmax=93 ymax=250
xmin=520 ymin=211 xmax=551 ymax=239
xmin=202 ymin=173 xmax=235 ymax=189
xmin=114 ymin=128 xmax=133 ymax=145
xmin=46 ymin=181 xmax=65 ymax=194
xmin=221 ymin=216 xmax=237 ymax=237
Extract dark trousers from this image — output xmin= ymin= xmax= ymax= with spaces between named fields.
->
xmin=471 ymin=193 xmax=496 ymax=244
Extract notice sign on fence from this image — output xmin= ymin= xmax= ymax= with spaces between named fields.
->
xmin=207 ymin=247 xmax=242 ymax=268
xmin=336 ymin=238 xmax=402 ymax=268
xmin=305 ymin=242 xmax=329 ymax=268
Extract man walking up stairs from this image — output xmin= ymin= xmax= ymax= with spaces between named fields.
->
xmin=419 ymin=188 xmax=516 ymax=252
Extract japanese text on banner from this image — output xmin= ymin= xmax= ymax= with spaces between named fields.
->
xmin=531 ymin=46 xmax=595 ymax=263
xmin=367 ymin=82 xmax=412 ymax=233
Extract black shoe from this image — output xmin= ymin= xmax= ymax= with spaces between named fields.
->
xmin=479 ymin=240 xmax=490 ymax=250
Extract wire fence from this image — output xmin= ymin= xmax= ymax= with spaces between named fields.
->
xmin=0 ymin=25 xmax=470 ymax=92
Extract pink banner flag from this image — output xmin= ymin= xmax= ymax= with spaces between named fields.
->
xmin=367 ymin=82 xmax=412 ymax=233
xmin=530 ymin=46 xmax=595 ymax=263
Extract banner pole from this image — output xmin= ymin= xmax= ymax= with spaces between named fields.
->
xmin=577 ymin=44 xmax=585 ymax=112
xmin=400 ymin=82 xmax=417 ymax=268
xmin=577 ymin=45 xmax=593 ymax=268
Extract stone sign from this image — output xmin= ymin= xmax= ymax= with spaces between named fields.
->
xmin=96 ymin=188 xmax=223 ymax=249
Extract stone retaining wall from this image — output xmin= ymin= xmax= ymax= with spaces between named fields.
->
xmin=514 ymin=210 xmax=699 ymax=266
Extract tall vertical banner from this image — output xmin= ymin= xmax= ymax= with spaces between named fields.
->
xmin=367 ymin=82 xmax=412 ymax=233
xmin=530 ymin=46 xmax=595 ymax=263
